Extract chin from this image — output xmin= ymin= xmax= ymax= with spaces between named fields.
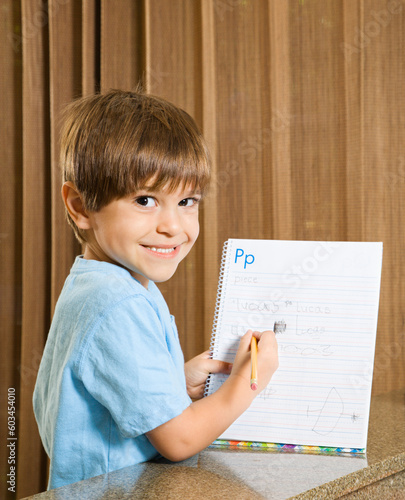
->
xmin=154 ymin=274 xmax=176 ymax=283
xmin=152 ymin=269 xmax=178 ymax=283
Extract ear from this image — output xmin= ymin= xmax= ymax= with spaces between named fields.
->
xmin=61 ymin=182 xmax=92 ymax=230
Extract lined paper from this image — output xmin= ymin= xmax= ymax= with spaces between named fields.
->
xmin=205 ymin=240 xmax=383 ymax=450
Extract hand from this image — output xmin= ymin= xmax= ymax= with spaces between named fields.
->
xmin=184 ymin=350 xmax=232 ymax=400
xmin=230 ymin=330 xmax=278 ymax=393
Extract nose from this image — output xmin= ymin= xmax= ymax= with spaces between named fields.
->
xmin=156 ymin=207 xmax=182 ymax=236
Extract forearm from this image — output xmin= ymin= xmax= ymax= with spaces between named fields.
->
xmin=146 ymin=373 xmax=254 ymax=462
xmin=147 ymin=329 xmax=278 ymax=462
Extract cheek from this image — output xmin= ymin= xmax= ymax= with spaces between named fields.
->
xmin=190 ymin=219 xmax=200 ymax=243
xmin=182 ymin=214 xmax=199 ymax=248
xmin=93 ymin=217 xmax=125 ymax=247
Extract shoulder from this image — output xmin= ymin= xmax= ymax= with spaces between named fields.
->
xmin=51 ymin=258 xmax=163 ymax=357
xmin=64 ymin=257 xmax=155 ymax=311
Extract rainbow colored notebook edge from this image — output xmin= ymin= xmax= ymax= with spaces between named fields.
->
xmin=210 ymin=439 xmax=365 ymax=455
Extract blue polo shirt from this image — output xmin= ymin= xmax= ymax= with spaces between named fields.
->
xmin=33 ymin=257 xmax=191 ymax=489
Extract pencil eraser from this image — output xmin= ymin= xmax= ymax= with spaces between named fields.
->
xmin=251 ymin=382 xmax=258 ymax=391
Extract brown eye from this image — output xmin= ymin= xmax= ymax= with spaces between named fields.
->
xmin=179 ymin=198 xmax=199 ymax=207
xmin=135 ymin=196 xmax=156 ymax=207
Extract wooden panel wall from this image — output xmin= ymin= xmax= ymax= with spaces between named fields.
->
xmin=1 ymin=0 xmax=404 ymax=496
xmin=359 ymin=0 xmax=405 ymax=393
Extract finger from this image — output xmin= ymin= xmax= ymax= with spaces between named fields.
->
xmin=239 ymin=329 xmax=254 ymax=351
xmin=191 ymin=350 xmax=210 ymax=360
xmin=189 ymin=384 xmax=206 ymax=400
xmin=257 ymin=330 xmax=278 ymax=353
xmin=251 ymin=329 xmax=274 ymax=340
xmin=206 ymin=359 xmax=232 ymax=374
xmin=254 ymin=329 xmax=276 ymax=342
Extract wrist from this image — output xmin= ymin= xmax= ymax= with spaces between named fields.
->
xmin=222 ymin=372 xmax=257 ymax=409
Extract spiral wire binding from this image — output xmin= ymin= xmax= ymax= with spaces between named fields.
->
xmin=204 ymin=240 xmax=231 ymax=397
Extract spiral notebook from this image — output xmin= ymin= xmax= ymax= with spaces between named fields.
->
xmin=204 ymin=239 xmax=383 ymax=452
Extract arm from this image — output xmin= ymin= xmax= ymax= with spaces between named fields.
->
xmin=146 ymin=329 xmax=278 ymax=462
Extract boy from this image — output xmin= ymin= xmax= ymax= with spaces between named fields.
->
xmin=33 ymin=89 xmax=278 ymax=489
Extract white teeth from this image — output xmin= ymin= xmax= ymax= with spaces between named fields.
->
xmin=148 ymin=247 xmax=175 ymax=253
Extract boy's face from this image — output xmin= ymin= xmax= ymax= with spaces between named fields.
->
xmin=83 ymin=182 xmax=201 ymax=288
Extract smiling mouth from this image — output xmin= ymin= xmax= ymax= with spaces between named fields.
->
xmin=142 ymin=245 xmax=180 ymax=255
xmin=146 ymin=246 xmax=175 ymax=254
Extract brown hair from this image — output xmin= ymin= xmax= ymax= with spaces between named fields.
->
xmin=60 ymin=89 xmax=211 ymax=243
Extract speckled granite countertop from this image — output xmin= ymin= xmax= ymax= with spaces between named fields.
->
xmin=24 ymin=388 xmax=405 ymax=499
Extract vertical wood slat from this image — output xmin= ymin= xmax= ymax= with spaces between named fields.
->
xmin=269 ymin=1 xmax=293 ymax=240
xmin=100 ymin=0 xmax=143 ymax=91
xmin=82 ymin=0 xmax=98 ymax=96
xmin=49 ymin=0 xmax=82 ymax=312
xmin=200 ymin=0 xmax=219 ymax=348
xmin=0 ymin=2 xmax=22 ymax=499
xmin=213 ymin=3 xmax=271 ymax=243
xmin=143 ymin=0 xmax=199 ymax=112
xmin=18 ymin=0 xmax=50 ymax=495
xmin=343 ymin=0 xmax=364 ymax=241
xmin=288 ymin=1 xmax=347 ymax=242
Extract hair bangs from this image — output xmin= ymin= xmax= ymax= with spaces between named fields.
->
xmin=120 ymin=106 xmax=211 ymax=196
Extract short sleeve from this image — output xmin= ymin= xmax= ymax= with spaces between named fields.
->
xmin=76 ymin=295 xmax=191 ymax=438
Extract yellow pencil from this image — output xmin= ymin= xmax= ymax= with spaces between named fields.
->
xmin=250 ymin=336 xmax=258 ymax=390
